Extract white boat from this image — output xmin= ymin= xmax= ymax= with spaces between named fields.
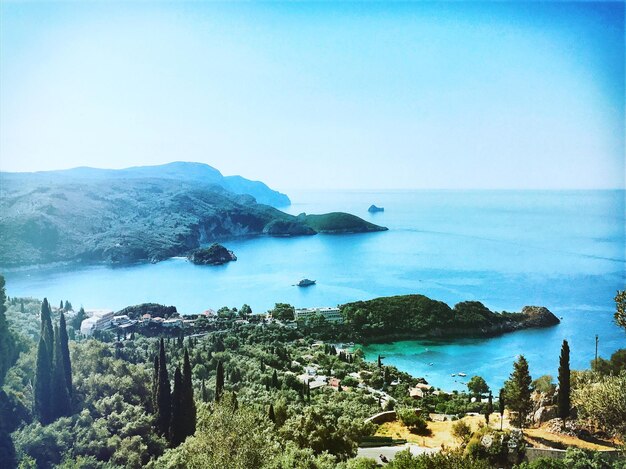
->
xmin=458 ymin=372 xmax=467 ymax=377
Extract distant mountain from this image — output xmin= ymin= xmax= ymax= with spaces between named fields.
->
xmin=0 ymin=175 xmax=387 ymax=267
xmin=0 ymin=162 xmax=291 ymax=207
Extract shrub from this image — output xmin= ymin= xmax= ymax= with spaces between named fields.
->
xmin=451 ymin=419 xmax=472 ymax=443
xmin=397 ymin=409 xmax=429 ymax=435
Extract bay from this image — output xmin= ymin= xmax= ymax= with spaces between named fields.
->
xmin=3 ymin=190 xmax=625 ymax=391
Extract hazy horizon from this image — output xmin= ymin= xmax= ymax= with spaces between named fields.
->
xmin=1 ymin=1 xmax=624 ymax=191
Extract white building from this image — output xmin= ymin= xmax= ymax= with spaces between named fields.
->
xmin=295 ymin=307 xmax=343 ymax=323
xmin=80 ymin=309 xmax=114 ymax=336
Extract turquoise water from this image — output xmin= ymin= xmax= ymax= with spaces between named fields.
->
xmin=3 ymin=190 xmax=625 ymax=391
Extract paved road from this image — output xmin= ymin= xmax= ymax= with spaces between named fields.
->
xmin=357 ymin=444 xmax=439 ymax=464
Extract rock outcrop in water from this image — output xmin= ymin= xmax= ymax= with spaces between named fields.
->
xmin=368 ymin=205 xmax=384 ymax=213
xmin=188 ymin=243 xmax=237 ymax=265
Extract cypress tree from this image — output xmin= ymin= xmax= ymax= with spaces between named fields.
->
xmin=59 ymin=313 xmax=72 ymax=395
xmin=506 ymin=355 xmax=532 ymax=428
xmin=34 ymin=337 xmax=52 ymax=424
xmin=59 ymin=300 xmax=64 ymax=310
xmin=558 ymin=339 xmax=570 ymax=419
xmin=201 ymin=380 xmax=208 ymax=402
xmin=20 ymin=299 xmax=25 ymax=314
xmin=377 ymin=355 xmax=382 ymax=368
xmin=51 ymin=324 xmax=71 ymax=419
xmin=268 ymin=403 xmax=275 ymax=423
xmin=215 ymin=361 xmax=224 ymax=401
xmin=182 ymin=348 xmax=196 ymax=437
xmin=170 ymin=367 xmax=185 ymax=446
xmin=307 ymin=381 xmax=311 ymax=402
xmin=0 ymin=275 xmax=17 ymax=386
xmin=498 ymin=388 xmax=505 ymax=431
xmin=484 ymin=391 xmax=493 ymax=425
xmin=272 ymin=369 xmax=279 ymax=389
xmin=151 ymin=354 xmax=159 ymax=412
xmin=155 ymin=338 xmax=171 ymax=437
xmin=40 ymin=298 xmax=54 ymax=364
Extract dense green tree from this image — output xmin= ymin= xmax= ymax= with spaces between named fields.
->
xmin=201 ymin=380 xmax=208 ymax=403
xmin=71 ymin=307 xmax=87 ymax=331
xmin=397 ymin=408 xmax=428 ymax=434
xmin=40 ymin=298 xmax=54 ymax=359
xmin=484 ymin=391 xmax=493 ymax=425
xmin=59 ymin=313 xmax=72 ymax=395
xmin=170 ymin=367 xmax=185 ymax=446
xmin=51 ymin=324 xmax=71 ymax=419
xmin=34 ymin=337 xmax=53 ymax=424
xmin=215 ymin=361 xmax=224 ymax=402
xmin=0 ymin=423 xmax=17 ymax=469
xmin=272 ymin=369 xmax=279 ymax=389
xmin=269 ymin=403 xmax=276 ymax=423
xmin=152 ymin=354 xmax=159 ymax=411
xmin=181 ymin=348 xmax=196 ymax=438
xmin=0 ymin=275 xmax=17 ymax=386
xmin=467 ymin=376 xmax=489 ymax=397
xmin=498 ymin=389 xmax=505 ymax=431
xmin=270 ymin=303 xmax=295 ymax=321
xmin=592 ymin=348 xmax=626 ymax=376
xmin=155 ymin=395 xmax=279 ymax=468
xmin=532 ymin=375 xmax=555 ymax=395
xmin=558 ymin=340 xmax=570 ymax=419
xmin=239 ymin=304 xmax=252 ymax=317
xmin=155 ymin=338 xmax=171 ymax=437
xmin=504 ymin=355 xmax=532 ymax=428
xmin=64 ymin=300 xmax=72 ymax=311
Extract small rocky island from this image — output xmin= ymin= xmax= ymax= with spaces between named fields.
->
xmin=188 ymin=243 xmax=237 ymax=266
xmin=368 ymin=205 xmax=384 ymax=213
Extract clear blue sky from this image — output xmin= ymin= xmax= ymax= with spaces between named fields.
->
xmin=1 ymin=1 xmax=624 ymax=190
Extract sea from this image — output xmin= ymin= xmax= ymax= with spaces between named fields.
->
xmin=3 ymin=190 xmax=625 ymax=391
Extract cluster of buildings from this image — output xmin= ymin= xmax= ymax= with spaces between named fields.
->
xmin=79 ymin=304 xmax=343 ymax=336
xmin=294 ymin=307 xmax=342 ymax=323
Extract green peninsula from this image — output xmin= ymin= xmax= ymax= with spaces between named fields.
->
xmin=338 ymin=295 xmax=560 ymax=342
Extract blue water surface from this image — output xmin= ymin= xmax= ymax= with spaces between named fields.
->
xmin=3 ymin=190 xmax=625 ymax=390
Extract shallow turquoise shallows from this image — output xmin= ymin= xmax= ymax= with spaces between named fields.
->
xmin=4 ymin=190 xmax=625 ymax=391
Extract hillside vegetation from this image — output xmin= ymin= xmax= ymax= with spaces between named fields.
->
xmin=0 ymin=171 xmax=386 ymax=266
xmin=339 ymin=295 xmax=560 ymax=341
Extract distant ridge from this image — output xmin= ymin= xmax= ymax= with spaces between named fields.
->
xmin=0 ymin=169 xmax=386 ymax=267
xmin=0 ymin=161 xmax=291 ymax=207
